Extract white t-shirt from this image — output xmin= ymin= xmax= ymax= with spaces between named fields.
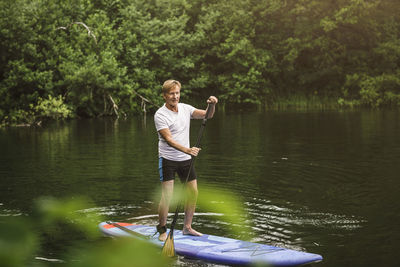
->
xmin=154 ymin=103 xmax=196 ymax=161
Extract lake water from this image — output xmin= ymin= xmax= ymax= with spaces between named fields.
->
xmin=1 ymin=109 xmax=399 ymax=266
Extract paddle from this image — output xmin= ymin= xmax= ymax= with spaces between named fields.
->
xmin=162 ymin=103 xmax=215 ymax=257
xmin=106 ymin=221 xmax=148 ymax=239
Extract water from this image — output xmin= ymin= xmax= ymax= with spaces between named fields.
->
xmin=1 ymin=110 xmax=400 ymax=266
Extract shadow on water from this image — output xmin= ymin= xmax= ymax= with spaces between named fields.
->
xmin=1 ymin=109 xmax=400 ymax=266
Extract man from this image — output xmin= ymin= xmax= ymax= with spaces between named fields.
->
xmin=154 ymin=79 xmax=218 ymax=242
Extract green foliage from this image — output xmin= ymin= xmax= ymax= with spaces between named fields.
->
xmin=197 ymin=185 xmax=250 ymax=240
xmin=359 ymin=74 xmax=400 ymax=107
xmin=152 ymin=183 xmax=251 ymax=240
xmin=1 ymin=188 xmax=252 ymax=267
xmin=70 ymin=238 xmax=167 ymax=267
xmin=0 ymin=95 xmax=73 ymax=126
xmin=33 ymin=196 xmax=99 ymax=238
xmin=1 ymin=109 xmax=36 ymax=126
xmin=342 ymin=72 xmax=400 ymax=107
xmin=1 ymin=0 xmax=399 ymax=125
xmin=31 ymin=95 xmax=74 ymax=120
xmin=0 ymin=197 xmax=170 ymax=267
xmin=0 ymin=218 xmax=38 ymax=267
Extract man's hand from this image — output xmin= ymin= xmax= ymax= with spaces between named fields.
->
xmin=187 ymin=146 xmax=201 ymax=156
xmin=207 ymin=96 xmax=218 ymax=105
xmin=192 ymin=96 xmax=218 ymax=119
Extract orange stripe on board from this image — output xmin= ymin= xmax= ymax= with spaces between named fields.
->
xmin=103 ymin=222 xmax=135 ymax=229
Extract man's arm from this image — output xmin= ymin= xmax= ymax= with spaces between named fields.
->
xmin=192 ymin=96 xmax=218 ymax=119
xmin=158 ymin=128 xmax=201 ymax=156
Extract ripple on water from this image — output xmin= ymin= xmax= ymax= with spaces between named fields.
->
xmin=0 ymin=203 xmax=23 ymax=217
xmin=244 ymin=198 xmax=367 ymax=248
xmin=78 ymin=204 xmax=143 ymax=216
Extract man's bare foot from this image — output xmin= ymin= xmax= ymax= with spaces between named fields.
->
xmin=156 ymin=224 xmax=167 ymax=241
xmin=182 ymin=227 xmax=203 ymax=236
xmin=158 ymin=232 xmax=167 ymax=242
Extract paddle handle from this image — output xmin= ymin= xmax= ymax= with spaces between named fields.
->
xmin=186 ymin=103 xmax=214 ymax=183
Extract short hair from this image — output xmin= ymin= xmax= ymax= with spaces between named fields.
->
xmin=162 ymin=80 xmax=181 ymax=94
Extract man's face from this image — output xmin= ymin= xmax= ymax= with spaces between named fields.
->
xmin=163 ymin=85 xmax=180 ymax=107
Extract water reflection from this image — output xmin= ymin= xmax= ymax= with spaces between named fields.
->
xmin=1 ymin=110 xmax=400 ymax=267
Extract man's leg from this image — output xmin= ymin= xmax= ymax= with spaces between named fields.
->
xmin=183 ymin=179 xmax=202 ymax=236
xmin=158 ymin=180 xmax=174 ymax=241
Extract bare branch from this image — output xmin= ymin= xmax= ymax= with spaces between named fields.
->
xmin=56 ymin=22 xmax=97 ymax=44
xmin=108 ymin=94 xmax=119 ymax=118
xmin=141 ymin=99 xmax=147 ymax=115
xmin=134 ymin=90 xmax=159 ymax=114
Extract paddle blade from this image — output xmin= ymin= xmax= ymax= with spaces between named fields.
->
xmin=161 ymin=233 xmax=175 ymax=257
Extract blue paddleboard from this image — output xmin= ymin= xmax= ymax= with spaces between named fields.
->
xmin=99 ymin=222 xmax=322 ymax=266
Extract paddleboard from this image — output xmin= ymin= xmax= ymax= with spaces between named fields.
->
xmin=99 ymin=222 xmax=322 ymax=266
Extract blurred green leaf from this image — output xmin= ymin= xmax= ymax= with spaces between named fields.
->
xmin=0 ymin=217 xmax=38 ymax=267
xmin=69 ymin=238 xmax=169 ymax=267
xmin=34 ymin=196 xmax=102 ymax=239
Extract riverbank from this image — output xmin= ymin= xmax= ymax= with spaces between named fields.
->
xmin=2 ymin=94 xmax=399 ymax=128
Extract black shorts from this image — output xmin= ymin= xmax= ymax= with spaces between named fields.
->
xmin=158 ymin=157 xmax=197 ymax=183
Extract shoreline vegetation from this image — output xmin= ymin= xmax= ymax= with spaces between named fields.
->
xmin=0 ymin=93 xmax=397 ymax=128
xmin=1 ymin=0 xmax=399 ymax=127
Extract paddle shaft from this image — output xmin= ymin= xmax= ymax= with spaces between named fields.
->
xmin=106 ymin=221 xmax=148 ymax=239
xmin=168 ymin=103 xmax=214 ymax=236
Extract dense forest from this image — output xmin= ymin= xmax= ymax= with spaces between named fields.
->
xmin=1 ymin=0 xmax=399 ymax=125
